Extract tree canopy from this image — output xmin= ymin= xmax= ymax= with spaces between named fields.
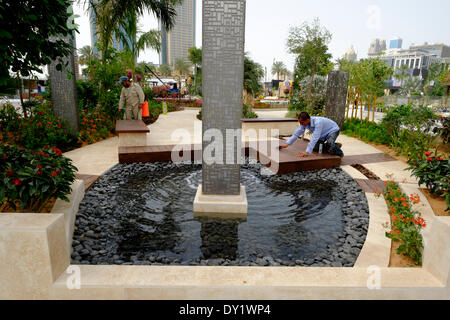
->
xmin=244 ymin=54 xmax=264 ymax=95
xmin=287 ymin=18 xmax=333 ymax=113
xmin=0 ymin=0 xmax=78 ymax=85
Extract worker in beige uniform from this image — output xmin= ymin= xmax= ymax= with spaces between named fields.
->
xmin=118 ymin=76 xmax=145 ymax=120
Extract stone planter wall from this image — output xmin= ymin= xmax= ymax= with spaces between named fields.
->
xmin=0 ymin=178 xmax=449 ymax=299
xmin=0 ymin=180 xmax=84 ymax=299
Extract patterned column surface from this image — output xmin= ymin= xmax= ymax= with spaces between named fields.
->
xmin=202 ymin=0 xmax=246 ymax=195
xmin=325 ymin=71 xmax=349 ymax=130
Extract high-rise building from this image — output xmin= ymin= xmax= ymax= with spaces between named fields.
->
xmin=368 ymin=39 xmax=386 ymax=57
xmin=343 ymin=45 xmax=357 ymax=62
xmin=160 ymin=0 xmax=196 ymax=66
xmin=389 ymin=38 xmax=403 ymax=49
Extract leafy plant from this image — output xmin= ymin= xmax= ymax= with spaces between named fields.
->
xmin=381 ymin=104 xmax=438 ymax=159
xmin=0 ymin=0 xmax=77 ymax=86
xmin=0 ymin=144 xmax=77 ymax=212
xmin=378 ymin=180 xmax=426 ymax=265
xmin=342 ymin=118 xmax=390 ymax=145
xmin=243 ymin=105 xmax=258 ymax=119
xmin=407 ymin=152 xmax=449 ymax=211
xmin=1 ymin=101 xmax=79 ymax=151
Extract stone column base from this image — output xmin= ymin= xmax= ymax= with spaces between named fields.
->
xmin=193 ymin=185 xmax=248 ymax=219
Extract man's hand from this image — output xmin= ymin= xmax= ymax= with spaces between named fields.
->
xmin=298 ymin=152 xmax=309 ymax=158
xmin=138 ymin=103 xmax=144 ymax=109
xmin=280 ymin=144 xmax=289 ymax=149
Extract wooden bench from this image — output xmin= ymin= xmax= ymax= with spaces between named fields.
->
xmin=115 ymin=120 xmax=150 ymax=147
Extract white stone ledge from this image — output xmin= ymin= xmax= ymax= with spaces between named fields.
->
xmin=51 ymin=265 xmax=447 ymax=300
xmin=51 ymin=179 xmax=85 ymax=254
xmin=354 ymin=193 xmax=391 ymax=268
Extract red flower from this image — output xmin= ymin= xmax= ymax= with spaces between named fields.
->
xmin=5 ymin=169 xmax=14 ymax=176
xmin=13 ymin=179 xmax=21 ymax=186
xmin=426 ymin=157 xmax=433 ymax=162
xmin=39 ymin=152 xmax=45 ymax=156
xmin=425 ymin=152 xmax=432 ymax=156
xmin=436 ymin=157 xmax=443 ymax=161
xmin=51 ymin=171 xmax=58 ymax=177
xmin=2 ymin=153 xmax=7 ymax=159
xmin=36 ymin=164 xmax=42 ymax=169
xmin=36 ymin=171 xmax=42 ymax=175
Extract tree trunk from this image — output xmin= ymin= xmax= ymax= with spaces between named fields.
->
xmin=48 ymin=35 xmax=80 ymax=134
xmin=372 ymin=96 xmax=376 ymax=122
xmin=17 ymin=72 xmax=25 ymax=116
xmin=345 ymin=87 xmax=353 ymax=120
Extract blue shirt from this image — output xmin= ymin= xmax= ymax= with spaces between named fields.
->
xmin=286 ymin=117 xmax=340 ymax=154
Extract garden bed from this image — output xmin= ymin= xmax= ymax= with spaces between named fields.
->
xmin=0 ymin=197 xmax=57 ymax=213
xmin=420 ymin=188 xmax=449 ymax=217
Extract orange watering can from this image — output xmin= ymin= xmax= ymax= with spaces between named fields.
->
xmin=142 ymin=101 xmax=149 ymax=117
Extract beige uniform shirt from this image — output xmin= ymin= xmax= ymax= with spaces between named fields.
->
xmin=119 ymin=83 xmax=145 ymax=111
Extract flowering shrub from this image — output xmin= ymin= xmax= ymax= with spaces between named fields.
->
xmin=0 ymin=101 xmax=78 ymax=151
xmin=154 ymin=97 xmax=202 ymax=108
xmin=79 ymin=110 xmax=112 ymax=144
xmin=0 ymin=144 xmax=77 ymax=212
xmin=152 ymin=85 xmax=171 ymax=98
xmin=407 ymin=152 xmax=449 ymax=211
xmin=377 ymin=180 xmax=425 ymax=265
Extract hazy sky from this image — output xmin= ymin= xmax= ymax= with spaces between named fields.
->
xmin=73 ymin=0 xmax=450 ymax=81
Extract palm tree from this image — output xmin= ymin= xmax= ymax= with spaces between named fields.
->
xmin=244 ymin=54 xmax=264 ymax=96
xmin=85 ymin=0 xmax=181 ymax=66
xmin=78 ymin=45 xmax=95 ymax=65
xmin=271 ymin=61 xmax=286 ymax=80
xmin=118 ymin=11 xmax=161 ymax=74
xmin=173 ymin=58 xmax=191 ymax=82
xmin=280 ymin=67 xmax=291 ymax=80
xmin=158 ymin=64 xmax=173 ymax=77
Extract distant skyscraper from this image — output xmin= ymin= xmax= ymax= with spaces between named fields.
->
xmin=368 ymin=39 xmax=386 ymax=57
xmin=389 ymin=38 xmax=403 ymax=49
xmin=343 ymin=45 xmax=357 ymax=62
xmin=89 ymin=0 xmax=128 ymax=55
xmin=160 ymin=0 xmax=196 ymax=66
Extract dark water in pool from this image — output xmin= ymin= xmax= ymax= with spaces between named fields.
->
xmin=112 ymin=165 xmax=344 ymax=262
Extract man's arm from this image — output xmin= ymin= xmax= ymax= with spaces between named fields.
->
xmin=118 ymin=88 xmax=125 ymax=110
xmin=137 ymin=85 xmax=145 ymax=105
xmin=284 ymin=126 xmax=305 ymax=146
xmin=305 ymin=120 xmax=323 ymax=154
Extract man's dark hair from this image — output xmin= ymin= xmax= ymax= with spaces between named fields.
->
xmin=298 ymin=112 xmax=310 ymax=121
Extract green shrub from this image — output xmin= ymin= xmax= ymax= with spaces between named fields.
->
xmin=0 ymin=144 xmax=77 ymax=212
xmin=77 ymin=79 xmax=99 ymax=110
xmin=407 ymin=151 xmax=449 ymax=211
xmin=1 ymin=101 xmax=78 ymax=151
xmin=342 ymin=118 xmax=390 ymax=145
xmin=243 ymin=105 xmax=258 ymax=119
xmin=381 ymin=104 xmax=438 ymax=159
xmin=79 ymin=109 xmax=114 ymax=144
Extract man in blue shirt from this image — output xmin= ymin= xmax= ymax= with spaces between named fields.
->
xmin=280 ymin=112 xmax=344 ymax=158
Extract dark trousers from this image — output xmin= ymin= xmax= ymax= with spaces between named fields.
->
xmin=313 ymin=130 xmax=343 ymax=156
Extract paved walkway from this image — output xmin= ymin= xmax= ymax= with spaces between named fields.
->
xmin=64 ymin=109 xmax=417 ymax=186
